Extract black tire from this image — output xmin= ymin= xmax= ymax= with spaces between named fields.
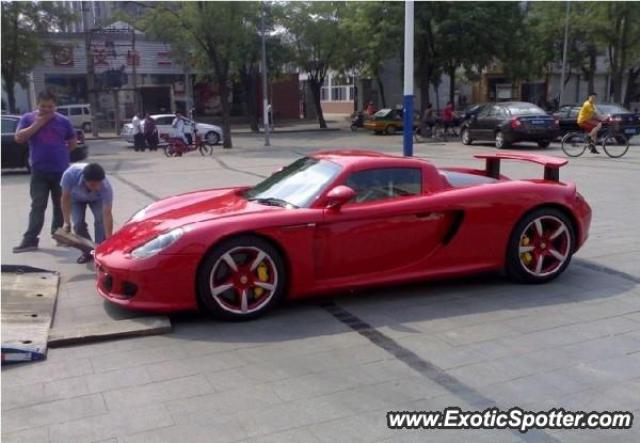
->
xmin=461 ymin=127 xmax=472 ymax=145
xmin=350 ymin=124 xmax=358 ymax=131
xmin=385 ymin=125 xmax=396 ymax=135
xmin=602 ymin=133 xmax=630 ymax=158
xmin=163 ymin=145 xmax=176 ymax=157
xmin=197 ymin=235 xmax=287 ymax=320
xmin=537 ymin=141 xmax=551 ymax=148
xmin=199 ymin=144 xmax=213 ymax=156
xmin=205 ymin=131 xmax=220 ymax=146
xmin=506 ymin=208 xmax=575 ymax=284
xmin=495 ymin=131 xmax=509 ymax=149
xmin=561 ymin=132 xmax=587 ymax=157
xmin=82 ymin=122 xmax=92 ymax=133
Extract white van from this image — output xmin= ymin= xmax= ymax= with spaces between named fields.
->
xmin=57 ymin=104 xmax=92 ymax=132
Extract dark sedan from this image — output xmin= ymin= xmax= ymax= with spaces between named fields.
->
xmin=1 ymin=115 xmax=88 ymax=172
xmin=553 ymin=103 xmax=640 ymax=138
xmin=461 ymin=102 xmax=559 ymax=149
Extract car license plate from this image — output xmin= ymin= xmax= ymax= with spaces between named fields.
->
xmin=625 ymin=128 xmax=637 ymax=135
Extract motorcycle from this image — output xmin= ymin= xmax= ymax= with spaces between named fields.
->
xmin=350 ymin=112 xmax=365 ymax=131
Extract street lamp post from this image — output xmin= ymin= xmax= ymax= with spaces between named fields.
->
xmin=403 ymin=1 xmax=414 ymax=157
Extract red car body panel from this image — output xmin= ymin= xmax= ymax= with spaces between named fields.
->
xmin=95 ymin=150 xmax=592 ymax=313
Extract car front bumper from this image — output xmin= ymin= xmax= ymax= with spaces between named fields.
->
xmin=94 ymin=251 xmax=201 ymax=313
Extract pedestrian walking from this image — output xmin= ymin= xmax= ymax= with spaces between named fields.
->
xmin=60 ymin=163 xmax=114 ymax=263
xmin=132 ymin=112 xmax=145 ymax=151
xmin=13 ymin=90 xmax=77 ymax=253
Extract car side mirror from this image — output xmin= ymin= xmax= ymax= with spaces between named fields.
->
xmin=325 ymin=185 xmax=356 ymax=210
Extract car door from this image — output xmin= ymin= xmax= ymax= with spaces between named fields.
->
xmin=154 ymin=116 xmax=174 ymax=137
xmin=472 ymin=105 xmax=495 ymax=140
xmin=315 ymin=167 xmax=449 ymax=283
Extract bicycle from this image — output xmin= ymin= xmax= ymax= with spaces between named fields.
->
xmin=161 ymin=132 xmax=213 ymax=157
xmin=561 ymin=123 xmax=630 ymax=158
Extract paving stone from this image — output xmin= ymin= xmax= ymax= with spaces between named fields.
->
xmin=144 ymin=349 xmax=246 ymax=382
xmin=2 ymin=394 xmax=107 ymax=433
xmin=102 ymin=375 xmax=212 ymax=411
xmin=1 ymin=426 xmax=50 ymax=443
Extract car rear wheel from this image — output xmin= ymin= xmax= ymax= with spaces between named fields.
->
xmin=197 ymin=236 xmax=286 ymax=320
xmin=461 ymin=128 xmax=472 ymax=145
xmin=385 ymin=125 xmax=396 ymax=135
xmin=495 ymin=131 xmax=509 ymax=149
xmin=506 ymin=208 xmax=575 ymax=284
xmin=537 ymin=140 xmax=551 ymax=148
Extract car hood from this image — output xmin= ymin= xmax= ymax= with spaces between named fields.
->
xmin=97 ymin=187 xmax=278 ymax=253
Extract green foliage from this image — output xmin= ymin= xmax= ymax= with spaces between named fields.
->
xmin=1 ymin=0 xmax=75 ymax=112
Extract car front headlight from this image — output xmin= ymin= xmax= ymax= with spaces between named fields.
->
xmin=130 ymin=228 xmax=185 ymax=259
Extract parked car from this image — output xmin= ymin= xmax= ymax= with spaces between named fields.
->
xmin=461 ymin=101 xmax=559 ymax=149
xmin=462 ymin=103 xmax=486 ymax=122
xmin=1 ymin=114 xmax=88 ymax=172
xmin=363 ymin=108 xmax=418 ymax=134
xmin=56 ymin=104 xmax=93 ymax=133
xmin=121 ymin=114 xmax=222 ymax=146
xmin=553 ymin=103 xmax=640 ymax=139
xmin=95 ymin=150 xmax=591 ymax=320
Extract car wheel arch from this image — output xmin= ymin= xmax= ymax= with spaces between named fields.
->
xmin=194 ymin=231 xmax=292 ymax=305
xmin=507 ymin=203 xmax=580 ymax=259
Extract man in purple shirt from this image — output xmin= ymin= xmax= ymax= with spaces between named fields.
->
xmin=13 ymin=90 xmax=77 ymax=253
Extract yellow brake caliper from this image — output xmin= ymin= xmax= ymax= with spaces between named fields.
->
xmin=254 ymin=261 xmax=269 ymax=297
xmin=521 ymin=235 xmax=532 ymax=264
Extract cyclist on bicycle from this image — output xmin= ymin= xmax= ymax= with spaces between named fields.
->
xmin=421 ymin=103 xmax=436 ymax=137
xmin=577 ymin=92 xmax=602 ymax=154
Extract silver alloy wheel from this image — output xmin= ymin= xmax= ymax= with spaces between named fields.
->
xmin=495 ymin=131 xmax=504 ymax=148
xmin=518 ymin=215 xmax=572 ymax=278
xmin=208 ymin=246 xmax=278 ymax=315
xmin=206 ymin=131 xmax=220 ymax=145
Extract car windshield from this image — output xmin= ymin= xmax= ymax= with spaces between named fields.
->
xmin=506 ymin=104 xmax=546 ymax=116
xmin=598 ymin=104 xmax=630 ymax=114
xmin=244 ymin=157 xmax=342 ymax=208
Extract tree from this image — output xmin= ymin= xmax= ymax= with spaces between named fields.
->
xmin=1 ymin=1 xmax=73 ymax=113
xmin=340 ymin=2 xmax=402 ymax=108
xmin=139 ymin=1 xmax=261 ymax=148
xmin=277 ymin=1 xmax=348 ymax=128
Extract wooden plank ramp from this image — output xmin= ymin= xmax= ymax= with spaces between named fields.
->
xmin=48 ymin=316 xmax=172 ymax=347
xmin=1 ymin=266 xmax=60 ymax=364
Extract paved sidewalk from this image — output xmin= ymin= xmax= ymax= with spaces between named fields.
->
xmin=2 ymin=131 xmax=639 ymax=442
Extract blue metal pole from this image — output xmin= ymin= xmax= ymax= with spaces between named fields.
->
xmin=403 ymin=1 xmax=414 ymax=157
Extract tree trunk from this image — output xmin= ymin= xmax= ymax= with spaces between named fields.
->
xmin=587 ymin=46 xmax=597 ymax=94
xmin=623 ymin=67 xmax=640 ymax=108
xmin=240 ymin=65 xmax=259 ymax=132
xmin=375 ymin=75 xmax=387 ymax=108
xmin=419 ymin=75 xmax=430 ymax=113
xmin=448 ymin=65 xmax=456 ymax=105
xmin=218 ymin=79 xmax=233 ymax=149
xmin=309 ymin=79 xmax=327 ymax=129
xmin=4 ymin=78 xmax=17 ymax=113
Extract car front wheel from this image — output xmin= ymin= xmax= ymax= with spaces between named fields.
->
xmin=205 ymin=131 xmax=220 ymax=145
xmin=495 ymin=131 xmax=510 ymax=149
xmin=506 ymin=208 xmax=575 ymax=283
xmin=197 ymin=236 xmax=286 ymax=320
xmin=538 ymin=140 xmax=551 ymax=148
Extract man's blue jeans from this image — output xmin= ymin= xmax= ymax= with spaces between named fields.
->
xmin=72 ymin=200 xmax=105 ymax=244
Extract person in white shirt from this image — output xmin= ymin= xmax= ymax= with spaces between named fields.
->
xmin=172 ymin=112 xmax=190 ymax=145
xmin=131 ymin=112 xmax=145 ymax=151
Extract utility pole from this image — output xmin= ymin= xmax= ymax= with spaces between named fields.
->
xmin=82 ymin=1 xmax=99 ymax=136
xmin=131 ymin=27 xmax=138 ymax=114
xmin=402 ymin=1 xmax=414 ymax=157
xmin=261 ymin=0 xmax=270 ymax=147
xmin=559 ymin=0 xmax=570 ymax=107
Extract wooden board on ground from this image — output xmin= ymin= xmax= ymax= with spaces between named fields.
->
xmin=52 ymin=228 xmax=95 ymax=253
xmin=48 ymin=316 xmax=172 ymax=347
xmin=1 ymin=266 xmax=60 ymax=363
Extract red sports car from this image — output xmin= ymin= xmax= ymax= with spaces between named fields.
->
xmin=95 ymin=150 xmax=591 ymax=320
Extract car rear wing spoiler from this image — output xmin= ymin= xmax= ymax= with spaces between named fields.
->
xmin=474 ymin=153 xmax=568 ymax=181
